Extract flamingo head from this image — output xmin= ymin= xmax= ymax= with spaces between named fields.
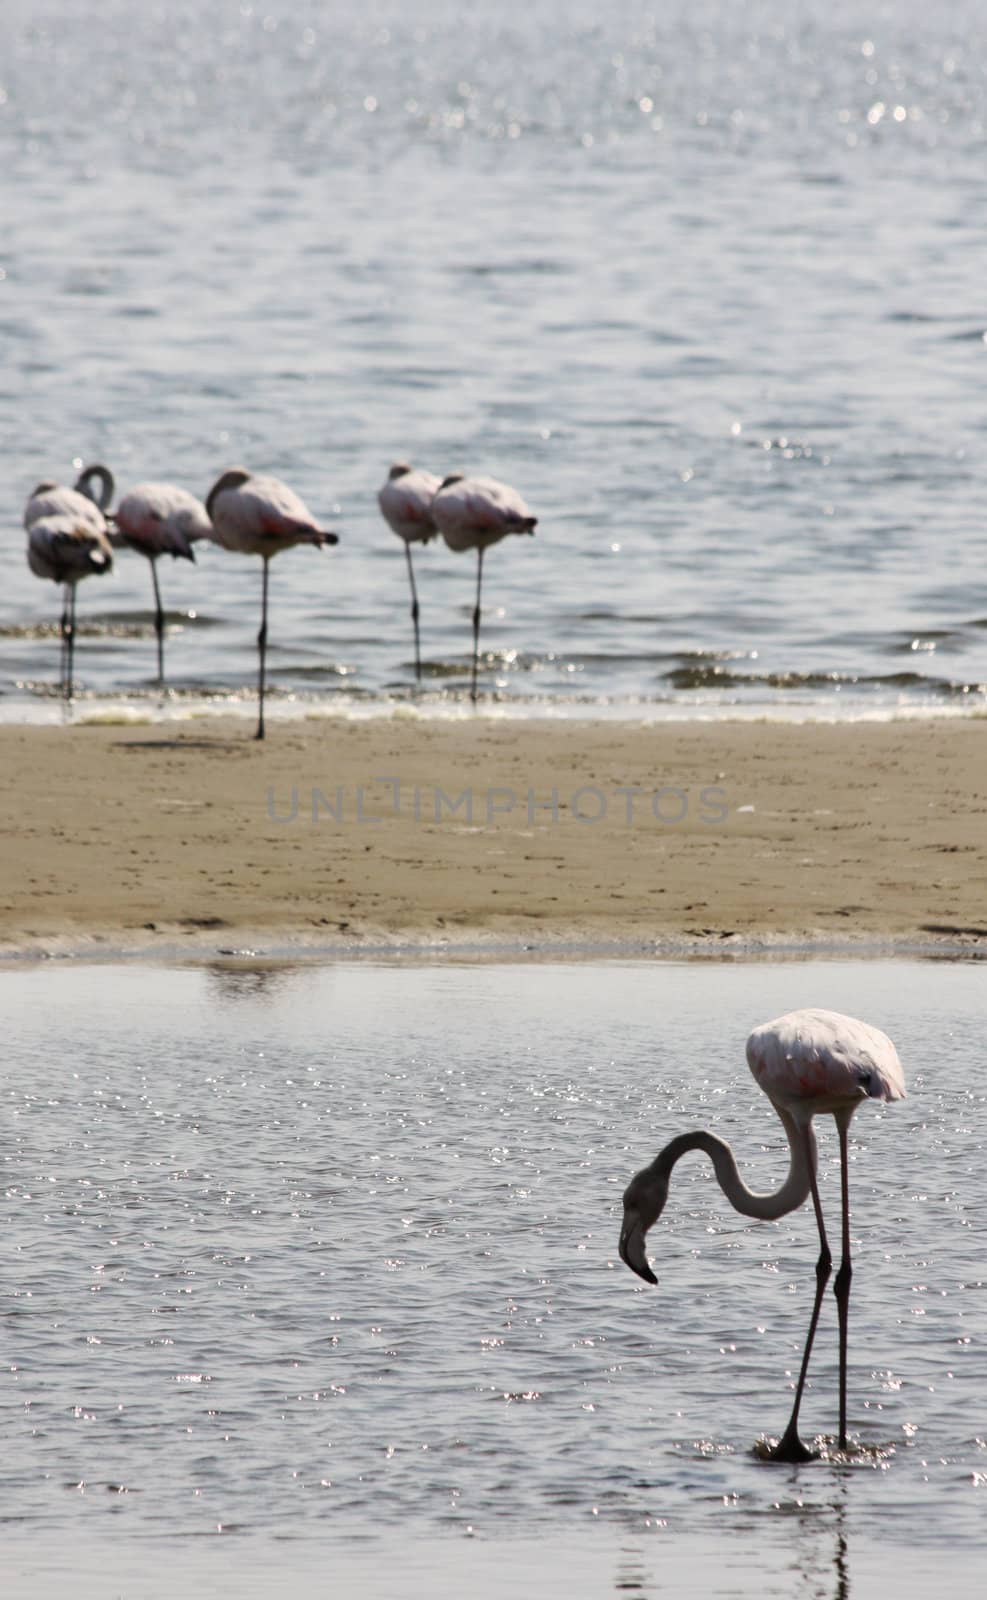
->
xmin=618 ymin=1161 xmax=668 ymax=1285
xmin=205 ymin=466 xmax=252 ymax=519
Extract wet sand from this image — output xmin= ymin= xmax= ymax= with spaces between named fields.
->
xmin=0 ymin=715 xmax=984 ymax=955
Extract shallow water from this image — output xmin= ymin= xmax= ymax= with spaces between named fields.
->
xmin=2 ymin=1 xmax=987 ymax=721
xmin=1 ymin=957 xmax=984 ymax=1594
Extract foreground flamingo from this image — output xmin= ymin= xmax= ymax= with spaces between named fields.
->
xmin=430 ymin=474 xmax=537 ymax=702
xmin=24 ymin=464 xmax=115 ymax=698
xmin=206 ymin=467 xmax=339 ymax=739
xmin=377 ymin=462 xmax=441 ymax=682
xmin=113 ymin=483 xmax=213 ymax=685
xmin=619 ymin=1008 xmax=905 ymax=1461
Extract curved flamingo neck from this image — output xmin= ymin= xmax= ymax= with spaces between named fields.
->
xmin=655 ymin=1109 xmax=815 ymax=1221
xmin=75 ymin=463 xmax=114 ymax=510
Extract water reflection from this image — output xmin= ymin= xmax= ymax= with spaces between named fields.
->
xmin=611 ymin=1490 xmax=849 ymax=1598
xmin=613 ymin=1546 xmax=650 ymax=1594
xmin=835 ymin=1521 xmax=849 ymax=1600
xmin=201 ymin=956 xmax=315 ymax=1001
xmin=821 ymin=1488 xmax=850 ymax=1600
xmin=781 ymin=1483 xmax=850 ymax=1600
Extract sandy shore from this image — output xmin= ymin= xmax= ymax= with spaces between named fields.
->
xmin=0 ymin=714 xmax=985 ymax=956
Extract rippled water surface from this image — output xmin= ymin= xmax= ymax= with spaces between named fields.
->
xmin=1 ymin=1 xmax=987 ymax=719
xmin=1 ymin=957 xmax=984 ymax=1594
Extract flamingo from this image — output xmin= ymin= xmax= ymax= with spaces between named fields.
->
xmin=25 ymin=462 xmax=114 ymax=533
xmin=430 ymin=474 xmax=537 ymax=703
xmin=619 ymin=1008 xmax=905 ymax=1462
xmin=206 ymin=467 xmax=339 ymax=740
xmin=24 ymin=464 xmax=115 ymax=699
xmin=377 ymin=462 xmax=441 ymax=682
xmin=112 ymin=483 xmax=213 ymax=686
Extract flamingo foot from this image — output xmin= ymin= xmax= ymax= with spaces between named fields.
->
xmin=764 ymin=1423 xmax=820 ymax=1464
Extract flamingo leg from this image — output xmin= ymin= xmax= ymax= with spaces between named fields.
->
xmin=404 ymin=541 xmax=422 ymax=683
xmin=150 ymin=559 xmax=165 ymax=687
xmin=256 ymin=556 xmax=270 ymax=741
xmin=65 ymin=583 xmax=77 ymax=703
xmin=59 ymin=584 xmax=70 ymax=696
xmin=770 ymin=1124 xmax=831 ymax=1463
xmin=470 ymin=546 xmax=484 ymax=705
xmin=834 ymin=1115 xmax=853 ymax=1450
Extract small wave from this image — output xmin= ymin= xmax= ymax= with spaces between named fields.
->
xmin=272 ymin=662 xmax=358 ymax=681
xmin=0 ymin=610 xmax=224 ymax=642
xmin=886 ymin=310 xmax=942 ymax=324
xmin=93 ymin=609 xmax=223 ymax=629
xmin=77 ymin=708 xmax=155 ymax=726
xmin=573 ymin=611 xmax=676 ymax=625
xmin=663 ymin=664 xmax=986 ymax=697
xmin=2 ymin=618 xmax=197 ymax=642
xmin=886 ymin=630 xmax=964 ymax=655
xmin=457 ymin=258 xmax=570 ymax=278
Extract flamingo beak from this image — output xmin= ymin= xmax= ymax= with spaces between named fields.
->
xmin=619 ymin=1211 xmax=658 ymax=1285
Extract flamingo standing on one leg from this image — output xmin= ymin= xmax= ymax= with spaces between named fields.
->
xmin=25 ymin=464 xmax=114 ymax=535
xmin=430 ymin=474 xmax=537 ymax=704
xmin=377 ymin=462 xmax=441 ymax=683
xmin=619 ymin=1008 xmax=905 ymax=1462
xmin=206 ymin=467 xmax=339 ymax=740
xmin=112 ymin=483 xmax=213 ymax=686
xmin=24 ymin=465 xmax=115 ymax=698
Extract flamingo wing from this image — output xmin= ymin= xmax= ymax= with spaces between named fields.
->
xmin=432 ymin=475 xmax=537 ymax=546
xmin=379 ymin=469 xmax=441 ymax=540
xmin=747 ymin=1009 xmax=906 ymax=1106
xmin=467 ymin=476 xmax=537 ymax=530
xmin=27 ymin=516 xmax=114 ymax=582
xmin=25 ymin=484 xmax=107 ymax=536
xmin=116 ymin=484 xmax=211 ymax=558
xmin=208 ymin=472 xmax=336 ymax=550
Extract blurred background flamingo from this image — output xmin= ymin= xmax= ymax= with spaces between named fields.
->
xmin=377 ymin=462 xmax=441 ymax=683
xmin=112 ymin=482 xmax=213 ymax=686
xmin=430 ymin=473 xmax=537 ymax=703
xmin=206 ymin=467 xmax=339 ymax=739
xmin=24 ymin=463 xmax=115 ymax=700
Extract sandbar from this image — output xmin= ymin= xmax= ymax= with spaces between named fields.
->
xmin=0 ymin=714 xmax=984 ymax=956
